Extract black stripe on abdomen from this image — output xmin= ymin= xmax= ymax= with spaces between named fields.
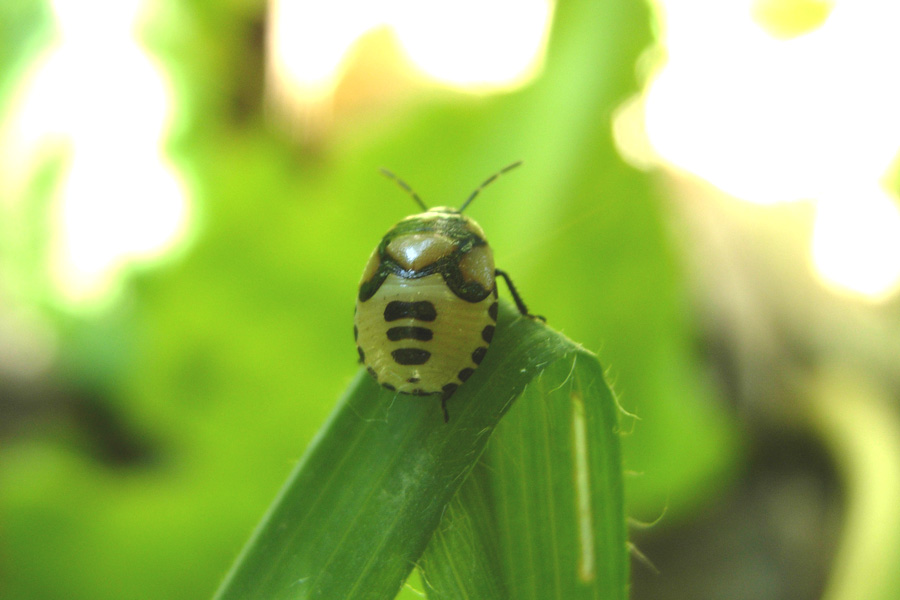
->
xmin=384 ymin=301 xmax=437 ymax=322
xmin=387 ymin=326 xmax=433 ymax=341
xmin=391 ymin=348 xmax=431 ymax=365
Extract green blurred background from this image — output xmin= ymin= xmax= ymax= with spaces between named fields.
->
xmin=2 ymin=1 xmax=899 ymax=599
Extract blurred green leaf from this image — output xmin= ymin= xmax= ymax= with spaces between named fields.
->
xmin=420 ymin=352 xmax=627 ymax=600
xmin=0 ymin=0 xmax=52 ymax=105
xmin=214 ymin=302 xmax=615 ymax=600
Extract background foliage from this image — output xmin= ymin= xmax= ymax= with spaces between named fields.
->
xmin=2 ymin=1 xmax=898 ymax=599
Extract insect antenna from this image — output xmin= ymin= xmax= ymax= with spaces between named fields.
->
xmin=380 ymin=168 xmax=428 ymax=212
xmin=458 ymin=160 xmax=523 ymax=213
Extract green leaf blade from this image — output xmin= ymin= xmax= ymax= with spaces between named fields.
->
xmin=420 ymin=350 xmax=628 ymax=600
xmin=418 ymin=461 xmax=509 ymax=600
xmin=213 ymin=302 xmax=576 ymax=600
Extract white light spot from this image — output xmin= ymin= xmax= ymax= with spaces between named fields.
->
xmin=267 ymin=0 xmax=553 ymax=101
xmin=812 ymin=185 xmax=900 ymax=300
xmin=267 ymin=0 xmax=383 ymax=101
xmin=631 ymin=0 xmax=900 ymax=300
xmin=1 ymin=0 xmax=189 ymax=305
xmin=644 ymin=1 xmax=900 ymax=204
xmin=391 ymin=0 xmax=552 ymax=90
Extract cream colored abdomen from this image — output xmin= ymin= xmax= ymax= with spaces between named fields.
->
xmin=355 ymin=273 xmax=494 ymax=395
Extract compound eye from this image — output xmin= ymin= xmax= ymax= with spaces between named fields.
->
xmin=387 ymin=233 xmax=456 ymax=271
xmin=458 ymin=244 xmax=495 ymax=291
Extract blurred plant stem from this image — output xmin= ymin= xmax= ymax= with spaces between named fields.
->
xmin=808 ymin=368 xmax=900 ymax=600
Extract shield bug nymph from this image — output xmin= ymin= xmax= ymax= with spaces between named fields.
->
xmin=354 ymin=161 xmax=542 ymax=421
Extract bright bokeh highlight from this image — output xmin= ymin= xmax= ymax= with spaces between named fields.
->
xmin=1 ymin=0 xmax=188 ymax=305
xmin=268 ymin=0 xmax=383 ymax=101
xmin=638 ymin=0 xmax=900 ymax=300
xmin=812 ymin=185 xmax=900 ymax=300
xmin=268 ymin=0 xmax=552 ymax=97
xmin=391 ymin=0 xmax=551 ymax=89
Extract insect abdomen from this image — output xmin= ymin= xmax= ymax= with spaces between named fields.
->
xmin=355 ymin=273 xmax=496 ymax=396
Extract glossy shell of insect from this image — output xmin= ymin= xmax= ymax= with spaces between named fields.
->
xmin=354 ymin=162 xmax=539 ymax=421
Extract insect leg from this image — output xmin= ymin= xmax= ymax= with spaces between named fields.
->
xmin=495 ymin=269 xmax=545 ymax=321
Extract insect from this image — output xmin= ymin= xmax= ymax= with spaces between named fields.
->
xmin=354 ymin=161 xmax=542 ymax=422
